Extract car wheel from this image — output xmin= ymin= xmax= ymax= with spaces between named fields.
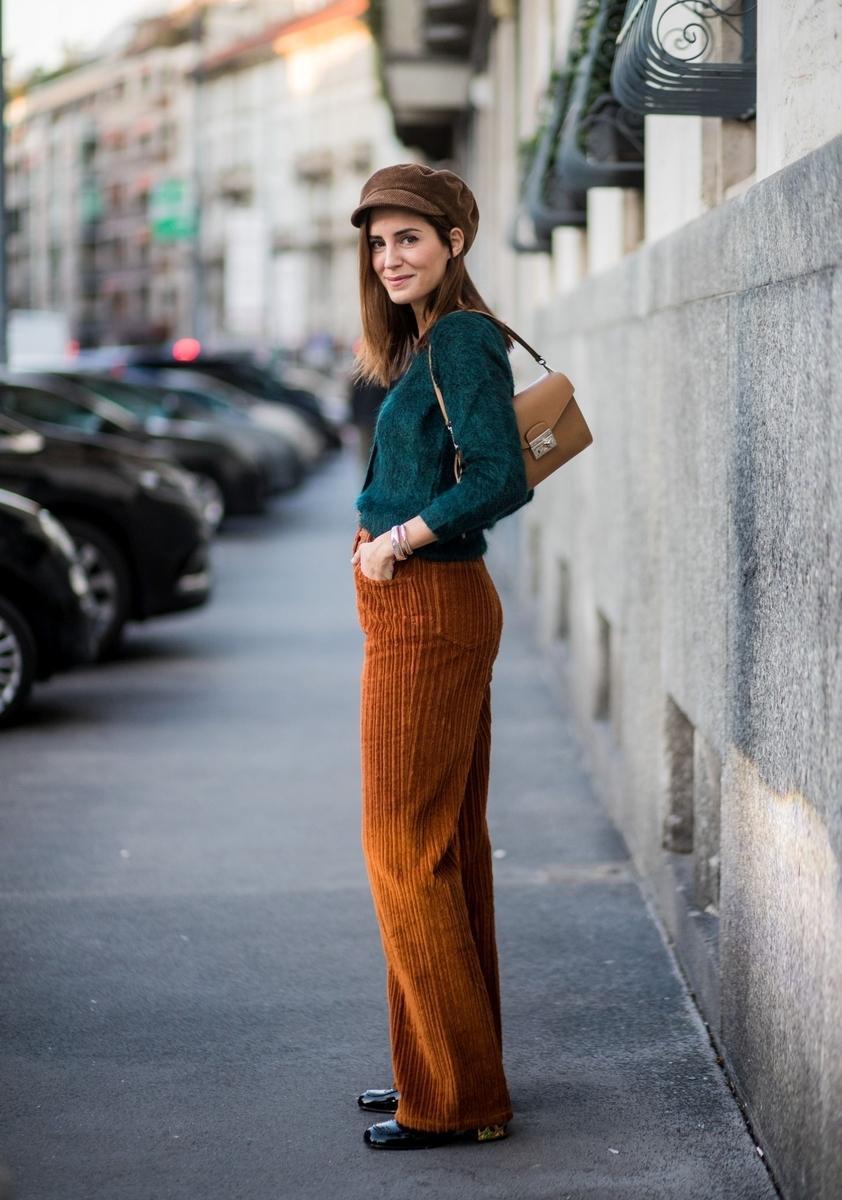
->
xmin=62 ymin=519 xmax=131 ymax=659
xmin=0 ymin=596 xmax=37 ymax=728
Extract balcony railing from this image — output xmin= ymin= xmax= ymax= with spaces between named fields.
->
xmin=554 ymin=0 xmax=644 ymax=190
xmin=512 ymin=0 xmax=642 ymax=252
xmin=510 ymin=5 xmax=593 ymax=254
xmin=611 ymin=0 xmax=757 ymax=119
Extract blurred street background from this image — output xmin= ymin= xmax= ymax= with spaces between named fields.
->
xmin=1 ymin=3 xmax=840 ymax=1199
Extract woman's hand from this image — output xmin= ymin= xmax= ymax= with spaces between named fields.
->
xmin=351 ymin=533 xmax=396 ymax=580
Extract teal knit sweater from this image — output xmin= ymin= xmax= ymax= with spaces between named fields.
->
xmin=355 ymin=310 xmax=534 ymax=561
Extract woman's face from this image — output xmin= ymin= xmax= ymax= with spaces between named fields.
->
xmin=367 ymin=208 xmax=464 ymax=309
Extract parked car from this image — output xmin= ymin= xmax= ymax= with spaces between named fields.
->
xmin=61 ymin=370 xmax=308 ymax=492
xmin=119 ymin=367 xmax=326 ymax=467
xmin=0 ymin=487 xmax=97 ymax=726
xmin=58 ymin=369 xmax=305 ymax=495
xmin=0 ymin=372 xmax=294 ymax=519
xmin=75 ymin=345 xmax=343 ymax=450
xmin=0 ymin=413 xmax=212 ymax=657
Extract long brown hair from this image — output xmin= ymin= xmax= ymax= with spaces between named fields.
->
xmin=353 ymin=210 xmax=512 ymax=387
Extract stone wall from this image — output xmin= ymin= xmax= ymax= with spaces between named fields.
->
xmin=519 ymin=133 xmax=842 ymax=1200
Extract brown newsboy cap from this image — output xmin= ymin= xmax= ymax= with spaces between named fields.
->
xmin=350 ymin=162 xmax=480 ymax=252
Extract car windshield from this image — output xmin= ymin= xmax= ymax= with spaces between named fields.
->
xmin=170 ymin=387 xmax=231 ymax=413
xmin=0 ymin=383 xmax=109 ymax=433
xmin=66 ymin=375 xmax=169 ymax=418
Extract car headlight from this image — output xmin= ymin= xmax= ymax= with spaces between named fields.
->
xmin=37 ymin=509 xmax=77 ymax=559
xmin=138 ymin=468 xmax=163 ymax=491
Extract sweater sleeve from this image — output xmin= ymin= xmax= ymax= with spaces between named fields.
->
xmin=417 ymin=312 xmax=530 ymax=543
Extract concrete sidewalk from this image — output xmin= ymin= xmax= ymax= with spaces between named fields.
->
xmin=0 ymin=449 xmax=779 ymax=1200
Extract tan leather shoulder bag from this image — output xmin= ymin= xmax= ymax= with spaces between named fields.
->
xmin=426 ymin=308 xmax=593 ymax=488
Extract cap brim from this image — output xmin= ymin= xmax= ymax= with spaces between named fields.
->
xmin=350 ymin=188 xmax=445 ymax=228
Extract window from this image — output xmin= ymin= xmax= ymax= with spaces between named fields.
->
xmin=108 ymin=182 xmax=127 ymax=213
xmin=0 ymin=386 xmax=103 ymax=433
xmin=48 ymin=246 xmax=62 ymax=303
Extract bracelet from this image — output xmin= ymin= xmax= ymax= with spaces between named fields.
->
xmin=389 ymin=523 xmax=414 ymax=561
xmin=398 ymin=523 xmax=414 ymax=558
xmin=390 ymin=525 xmax=406 ymax=561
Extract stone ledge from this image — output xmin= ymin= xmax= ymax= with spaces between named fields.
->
xmin=537 ymin=132 xmax=842 ymax=335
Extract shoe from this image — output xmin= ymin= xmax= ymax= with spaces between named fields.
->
xmin=357 ymin=1087 xmax=400 ymax=1113
xmin=363 ymin=1118 xmax=508 ymax=1150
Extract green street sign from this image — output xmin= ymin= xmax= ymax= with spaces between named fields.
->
xmin=149 ymin=179 xmax=196 ymax=241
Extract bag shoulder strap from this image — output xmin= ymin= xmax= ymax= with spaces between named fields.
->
xmin=427 ymin=344 xmax=460 ymax=461
xmin=458 ymin=307 xmax=553 ymax=375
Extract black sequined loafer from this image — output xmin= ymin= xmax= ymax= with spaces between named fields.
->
xmin=363 ymin=1118 xmax=508 ymax=1150
xmin=357 ymin=1088 xmax=400 ymax=1113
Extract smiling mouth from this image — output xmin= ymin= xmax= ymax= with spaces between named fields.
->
xmin=386 ymin=276 xmax=413 ymax=283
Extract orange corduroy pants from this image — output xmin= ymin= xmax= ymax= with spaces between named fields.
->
xmin=353 ymin=527 xmax=513 ymax=1133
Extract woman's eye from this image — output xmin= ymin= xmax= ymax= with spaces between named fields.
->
xmin=402 ymin=236 xmax=417 ymax=245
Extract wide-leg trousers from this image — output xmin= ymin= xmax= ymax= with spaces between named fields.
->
xmin=353 ymin=527 xmax=513 ymax=1133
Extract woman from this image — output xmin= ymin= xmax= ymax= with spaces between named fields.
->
xmin=348 ymin=163 xmax=533 ymax=1151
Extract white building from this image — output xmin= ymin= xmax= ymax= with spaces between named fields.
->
xmin=196 ymin=0 xmax=407 ymax=354
xmin=372 ymin=4 xmax=842 ymax=1199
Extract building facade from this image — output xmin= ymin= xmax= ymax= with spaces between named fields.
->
xmin=6 ymin=0 xmax=406 ymax=354
xmin=7 ymin=17 xmax=199 ymax=346
xmin=370 ymin=4 xmax=841 ymax=1199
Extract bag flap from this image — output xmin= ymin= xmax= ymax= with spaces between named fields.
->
xmin=515 ymin=371 xmax=575 ymax=451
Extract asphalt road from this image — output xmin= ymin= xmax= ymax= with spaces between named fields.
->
xmin=0 ymin=449 xmax=779 ymax=1200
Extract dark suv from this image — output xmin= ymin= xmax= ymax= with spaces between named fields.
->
xmin=0 ymin=488 xmax=97 ymax=726
xmin=0 ymin=415 xmax=212 ymax=657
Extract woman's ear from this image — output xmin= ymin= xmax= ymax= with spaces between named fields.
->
xmin=449 ymin=227 xmax=465 ymax=258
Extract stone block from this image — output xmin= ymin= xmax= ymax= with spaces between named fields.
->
xmin=726 ymin=269 xmax=839 ymax=842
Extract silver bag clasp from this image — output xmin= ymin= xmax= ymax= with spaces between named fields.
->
xmin=528 ymin=429 xmax=557 ymax=460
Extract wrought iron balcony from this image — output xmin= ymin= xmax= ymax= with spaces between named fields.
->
xmin=519 ymin=67 xmax=588 ymax=243
xmin=513 ymin=0 xmax=635 ymax=252
xmin=554 ymin=0 xmax=644 ymax=190
xmin=611 ymin=0 xmax=757 ymax=120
